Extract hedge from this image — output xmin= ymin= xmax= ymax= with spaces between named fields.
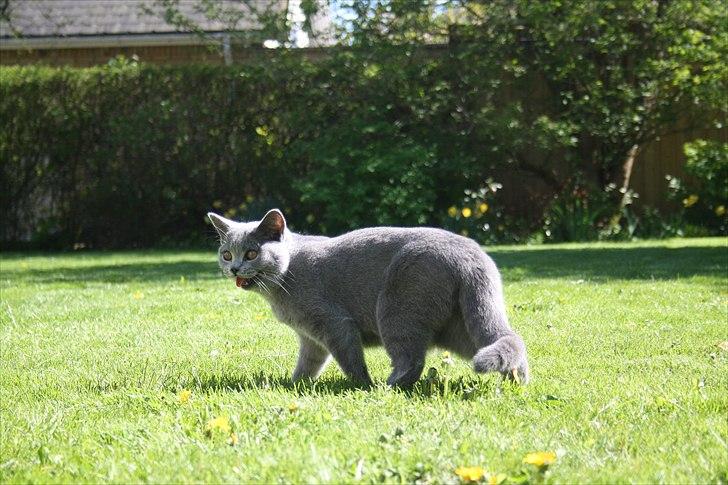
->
xmin=1 ymin=45 xmax=724 ymax=248
xmin=1 ymin=59 xmax=303 ymax=248
xmin=1 ymin=54 xmax=489 ymax=248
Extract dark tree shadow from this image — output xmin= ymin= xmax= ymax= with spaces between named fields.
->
xmin=1 ymin=260 xmax=217 ymax=283
xmin=491 ymin=245 xmax=727 ymax=282
xmin=3 ymin=243 xmax=724 ymax=285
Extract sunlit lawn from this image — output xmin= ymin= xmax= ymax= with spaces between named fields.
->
xmin=1 ymin=238 xmax=726 ymax=483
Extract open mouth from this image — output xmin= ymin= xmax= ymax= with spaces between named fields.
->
xmin=235 ymin=276 xmax=254 ymax=289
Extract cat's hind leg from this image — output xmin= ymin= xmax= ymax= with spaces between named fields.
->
xmin=376 ymin=257 xmax=454 ymax=388
xmin=378 ymin=310 xmax=430 ymax=388
xmin=292 ymin=333 xmax=330 ymax=382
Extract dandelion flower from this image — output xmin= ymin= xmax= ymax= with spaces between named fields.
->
xmin=132 ymin=291 xmax=144 ymax=299
xmin=441 ymin=351 xmax=454 ymax=366
xmin=289 ymin=402 xmax=299 ymax=413
xmin=178 ymin=389 xmax=192 ymax=403
xmin=523 ymin=451 xmax=557 ymax=467
xmin=206 ymin=416 xmax=231 ymax=435
xmin=478 ymin=203 xmax=489 ymax=214
xmin=455 ymin=466 xmax=485 ymax=482
xmin=448 ymin=206 xmax=458 ymax=218
xmin=462 ymin=207 xmax=473 ymax=218
xmin=682 ymin=194 xmax=699 ymax=207
xmin=488 ymin=473 xmax=507 ymax=485
xmin=715 ymin=205 xmax=726 ymax=216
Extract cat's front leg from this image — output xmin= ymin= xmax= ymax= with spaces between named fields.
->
xmin=292 ymin=333 xmax=330 ymax=382
xmin=319 ymin=318 xmax=373 ymax=387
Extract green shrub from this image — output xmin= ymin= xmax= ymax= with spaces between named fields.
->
xmin=1 ymin=0 xmax=726 ymax=251
xmin=0 ymin=59 xmax=298 ymax=247
xmin=663 ymin=140 xmax=728 ymax=235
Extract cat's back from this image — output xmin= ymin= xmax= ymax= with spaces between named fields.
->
xmin=321 ymin=226 xmax=485 ymax=265
xmin=337 ymin=225 xmax=478 ymax=247
xmin=289 ymin=226 xmax=488 ymax=279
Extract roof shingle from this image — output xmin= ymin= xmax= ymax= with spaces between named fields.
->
xmin=0 ymin=0 xmax=288 ymax=38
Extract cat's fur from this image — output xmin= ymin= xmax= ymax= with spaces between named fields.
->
xmin=208 ymin=209 xmax=529 ymax=387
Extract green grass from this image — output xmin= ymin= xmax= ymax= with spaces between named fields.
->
xmin=1 ymin=238 xmax=727 ymax=484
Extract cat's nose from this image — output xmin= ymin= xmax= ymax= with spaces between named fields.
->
xmin=230 ymin=266 xmax=240 ymax=275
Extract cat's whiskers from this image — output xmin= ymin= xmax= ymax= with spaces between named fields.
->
xmin=271 ymin=273 xmax=293 ymax=293
xmin=255 ymin=277 xmax=272 ymax=296
xmin=261 ymin=273 xmax=291 ymax=296
xmin=276 ymin=271 xmax=295 ymax=289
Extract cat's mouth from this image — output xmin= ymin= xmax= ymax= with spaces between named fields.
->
xmin=236 ymin=276 xmax=254 ymax=289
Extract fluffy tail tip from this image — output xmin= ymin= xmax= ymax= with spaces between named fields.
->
xmin=473 ymin=334 xmax=530 ymax=384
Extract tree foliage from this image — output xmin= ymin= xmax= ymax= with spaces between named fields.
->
xmin=1 ymin=1 xmax=726 ymax=248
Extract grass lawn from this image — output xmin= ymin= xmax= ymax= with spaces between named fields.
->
xmin=1 ymin=238 xmax=726 ymax=483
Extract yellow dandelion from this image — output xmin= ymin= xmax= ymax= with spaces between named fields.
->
xmin=178 ymin=389 xmax=192 ymax=403
xmin=478 ymin=202 xmax=489 ymax=214
xmin=206 ymin=416 xmax=231 ymax=435
xmin=462 ymin=207 xmax=473 ymax=218
xmin=288 ymin=402 xmax=299 ymax=413
xmin=682 ymin=194 xmax=699 ymax=207
xmin=488 ymin=473 xmax=507 ymax=485
xmin=441 ymin=351 xmax=454 ymax=366
xmin=132 ymin=291 xmax=144 ymax=300
xmin=448 ymin=206 xmax=458 ymax=218
xmin=523 ymin=451 xmax=557 ymax=467
xmin=715 ymin=205 xmax=726 ymax=216
xmin=228 ymin=432 xmax=239 ymax=446
xmin=455 ymin=466 xmax=485 ymax=482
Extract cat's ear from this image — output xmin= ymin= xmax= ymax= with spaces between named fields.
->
xmin=207 ymin=212 xmax=232 ymax=240
xmin=256 ymin=209 xmax=286 ymax=241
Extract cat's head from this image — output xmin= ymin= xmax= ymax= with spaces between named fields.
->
xmin=207 ymin=209 xmax=291 ymax=291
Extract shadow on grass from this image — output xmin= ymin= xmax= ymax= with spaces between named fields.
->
xmin=4 ymin=243 xmax=725 ymax=285
xmin=492 ymin=245 xmax=727 ymax=282
xmin=186 ymin=370 xmax=502 ymax=400
xmin=3 ymin=260 xmax=217 ymax=284
xmin=186 ymin=371 xmax=368 ymax=396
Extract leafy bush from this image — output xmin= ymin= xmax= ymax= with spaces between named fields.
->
xmin=663 ymin=140 xmax=728 ymax=235
xmin=0 ymin=59 xmax=300 ymax=248
xmin=1 ymin=0 xmax=726 ymax=248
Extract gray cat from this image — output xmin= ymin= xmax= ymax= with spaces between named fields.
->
xmin=208 ymin=209 xmax=529 ymax=387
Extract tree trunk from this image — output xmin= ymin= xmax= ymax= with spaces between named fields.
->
xmin=609 ymin=143 xmax=641 ymax=228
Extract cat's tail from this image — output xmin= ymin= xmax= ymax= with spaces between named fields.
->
xmin=472 ymin=333 xmax=529 ymax=384
xmin=460 ymin=258 xmax=530 ymax=384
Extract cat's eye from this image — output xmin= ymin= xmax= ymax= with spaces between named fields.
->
xmin=245 ymin=250 xmax=258 ymax=260
xmin=222 ymin=250 xmax=232 ymax=261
